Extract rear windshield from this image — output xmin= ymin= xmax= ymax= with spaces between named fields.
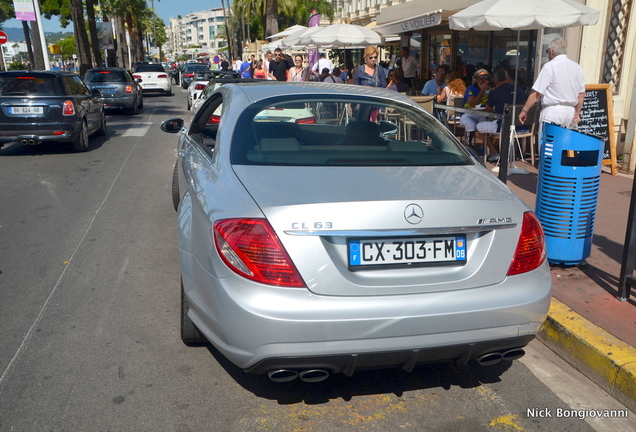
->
xmin=0 ymin=76 xmax=59 ymax=96
xmin=230 ymin=99 xmax=472 ymax=167
xmin=186 ymin=65 xmax=209 ymax=72
xmin=135 ymin=65 xmax=164 ymax=72
xmin=85 ymin=70 xmax=129 ymax=83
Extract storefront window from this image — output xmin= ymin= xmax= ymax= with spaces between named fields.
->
xmin=491 ymin=29 xmax=534 ymax=90
xmin=428 ymin=33 xmax=452 ymax=78
xmin=457 ymin=30 xmax=489 ymax=74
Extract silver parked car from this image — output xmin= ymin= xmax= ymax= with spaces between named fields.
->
xmin=161 ymin=82 xmax=551 ymax=383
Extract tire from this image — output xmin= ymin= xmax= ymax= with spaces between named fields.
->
xmin=187 ymin=97 xmax=191 ymax=110
xmin=166 ymin=88 xmax=173 ymax=96
xmin=96 ymin=111 xmax=107 ymax=136
xmin=172 ymin=160 xmax=180 ymax=211
xmin=139 ymin=96 xmax=144 ymax=109
xmin=181 ymin=279 xmax=206 ymax=345
xmin=72 ymin=120 xmax=89 ymax=152
xmin=130 ymin=99 xmax=139 ymax=115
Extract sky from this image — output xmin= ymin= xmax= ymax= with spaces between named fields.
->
xmin=3 ymin=0 xmax=225 ymax=33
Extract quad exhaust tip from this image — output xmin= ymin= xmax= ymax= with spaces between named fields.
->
xmin=268 ymin=369 xmax=330 ymax=383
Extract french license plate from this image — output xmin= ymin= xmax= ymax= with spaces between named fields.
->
xmin=143 ymin=83 xmax=156 ymax=87
xmin=349 ymin=235 xmax=466 ymax=267
xmin=9 ymin=106 xmax=43 ymax=115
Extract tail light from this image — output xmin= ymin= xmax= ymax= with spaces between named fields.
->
xmin=207 ymin=115 xmax=220 ymax=125
xmin=125 ymin=85 xmax=133 ymax=93
xmin=195 ymin=83 xmax=206 ymax=90
xmin=158 ymin=74 xmax=168 ymax=78
xmin=185 ymin=73 xmax=195 ymax=77
xmin=507 ymin=212 xmax=546 ymax=276
xmin=132 ymin=74 xmax=141 ymax=80
xmin=213 ymin=219 xmax=306 ymax=288
xmin=62 ymin=100 xmax=75 ymax=116
xmin=295 ymin=117 xmax=316 ymax=124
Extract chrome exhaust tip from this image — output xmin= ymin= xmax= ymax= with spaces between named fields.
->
xmin=21 ymin=139 xmax=28 ymax=145
xmin=476 ymin=352 xmax=503 ymax=366
xmin=298 ymin=369 xmax=330 ymax=383
xmin=267 ymin=369 xmax=298 ymax=383
xmin=502 ymin=348 xmax=525 ymax=362
xmin=29 ymin=139 xmax=36 ymax=145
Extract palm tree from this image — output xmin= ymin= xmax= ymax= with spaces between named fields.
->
xmin=70 ymin=0 xmax=91 ymax=76
xmin=265 ymin=0 xmax=278 ymax=39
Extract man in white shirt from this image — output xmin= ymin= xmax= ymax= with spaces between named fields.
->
xmin=400 ymin=47 xmax=419 ymax=88
xmin=312 ymin=53 xmax=333 ymax=78
xmin=264 ymin=51 xmax=274 ymax=80
xmin=519 ymin=37 xmax=585 ymax=128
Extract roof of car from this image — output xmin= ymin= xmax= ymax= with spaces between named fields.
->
xmin=0 ymin=70 xmax=79 ymax=77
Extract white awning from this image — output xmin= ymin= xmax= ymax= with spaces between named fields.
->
xmin=374 ymin=10 xmax=443 ymax=35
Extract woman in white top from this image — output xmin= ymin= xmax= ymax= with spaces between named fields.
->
xmin=287 ymin=55 xmax=308 ymax=82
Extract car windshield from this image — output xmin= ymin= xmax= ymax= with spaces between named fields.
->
xmin=85 ymin=70 xmax=128 ymax=83
xmin=231 ymin=99 xmax=472 ymax=167
xmin=135 ymin=65 xmax=164 ymax=72
xmin=0 ymin=76 xmax=58 ymax=96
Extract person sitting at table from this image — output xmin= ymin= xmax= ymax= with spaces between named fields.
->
xmin=442 ymin=71 xmax=466 ymax=122
xmin=475 ymin=69 xmax=526 ymax=162
xmin=459 ymin=69 xmax=492 ymax=148
xmin=422 ymin=64 xmax=449 ymax=97
xmin=386 ymin=68 xmax=409 ymax=92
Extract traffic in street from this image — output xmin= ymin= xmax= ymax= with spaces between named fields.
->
xmin=0 ymin=86 xmax=634 ymax=432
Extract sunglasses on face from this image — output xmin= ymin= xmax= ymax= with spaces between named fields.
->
xmin=478 ymin=75 xmax=488 ymax=79
xmin=368 ymin=56 xmax=378 ymax=59
xmin=275 ymin=53 xmax=282 ymax=57
xmin=545 ymin=48 xmax=552 ymax=55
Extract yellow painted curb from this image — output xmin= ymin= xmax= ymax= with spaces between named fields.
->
xmin=538 ymin=298 xmax=636 ymax=412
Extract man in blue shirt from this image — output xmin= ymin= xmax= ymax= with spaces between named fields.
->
xmin=422 ymin=65 xmax=449 ymax=96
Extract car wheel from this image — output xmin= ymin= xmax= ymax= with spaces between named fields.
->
xmin=172 ymin=160 xmax=180 ymax=211
xmin=139 ymin=96 xmax=144 ymax=109
xmin=130 ymin=100 xmax=139 ymax=115
xmin=72 ymin=120 xmax=89 ymax=152
xmin=166 ymin=88 xmax=173 ymax=96
xmin=182 ymin=82 xmax=187 ymax=89
xmin=181 ymin=279 xmax=206 ymax=345
xmin=96 ymin=111 xmax=107 ymax=136
xmin=187 ymin=97 xmax=191 ymax=110
xmin=171 ymin=76 xmax=178 ymax=85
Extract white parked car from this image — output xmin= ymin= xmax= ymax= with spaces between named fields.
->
xmin=132 ymin=63 xmax=172 ymax=96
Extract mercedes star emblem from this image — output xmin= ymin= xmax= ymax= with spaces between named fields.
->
xmin=404 ymin=203 xmax=424 ymax=225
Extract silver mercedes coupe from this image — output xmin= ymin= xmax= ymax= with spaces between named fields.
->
xmin=161 ymin=82 xmax=551 ymax=383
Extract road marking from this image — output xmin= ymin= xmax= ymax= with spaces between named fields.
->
xmin=121 ymin=121 xmax=153 ymax=137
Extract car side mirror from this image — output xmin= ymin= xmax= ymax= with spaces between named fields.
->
xmin=161 ymin=118 xmax=185 ymax=133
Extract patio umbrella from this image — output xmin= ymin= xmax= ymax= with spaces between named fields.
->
xmin=267 ymin=25 xmax=307 ymax=41
xmin=449 ymin=0 xmax=600 ymax=31
xmin=280 ymin=26 xmax=325 ymax=49
xmin=449 ymin=0 xmax=600 ymax=176
xmin=297 ymin=23 xmax=383 ymax=47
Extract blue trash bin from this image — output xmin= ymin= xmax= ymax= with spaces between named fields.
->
xmin=536 ymin=123 xmax=605 ymax=265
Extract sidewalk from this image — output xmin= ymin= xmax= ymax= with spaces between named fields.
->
xmin=500 ymin=161 xmax=636 ymax=412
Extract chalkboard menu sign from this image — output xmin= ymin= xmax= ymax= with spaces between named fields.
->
xmin=577 ymin=84 xmax=617 ymax=174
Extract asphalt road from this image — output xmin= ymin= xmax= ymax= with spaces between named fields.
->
xmin=0 ymin=86 xmax=634 ymax=432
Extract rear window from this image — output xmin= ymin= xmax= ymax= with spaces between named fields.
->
xmin=135 ymin=65 xmax=164 ymax=72
xmin=186 ymin=65 xmax=209 ymax=72
xmin=0 ymin=76 xmax=59 ymax=96
xmin=231 ymin=99 xmax=472 ymax=167
xmin=85 ymin=70 xmax=129 ymax=83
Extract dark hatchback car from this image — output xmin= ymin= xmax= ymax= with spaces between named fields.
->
xmin=0 ymin=70 xmax=106 ymax=152
xmin=84 ymin=68 xmax=143 ymax=114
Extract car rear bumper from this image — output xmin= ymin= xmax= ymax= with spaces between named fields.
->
xmin=102 ymin=96 xmax=136 ymax=109
xmin=0 ymin=123 xmax=78 ymax=144
xmin=183 ymin=257 xmax=552 ymax=374
xmin=140 ymin=82 xmax=171 ymax=93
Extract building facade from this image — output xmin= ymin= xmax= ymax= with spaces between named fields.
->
xmin=165 ymin=8 xmax=229 ymax=60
